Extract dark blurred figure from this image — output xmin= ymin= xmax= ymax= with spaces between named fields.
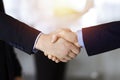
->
xmin=0 ymin=41 xmax=22 ymax=80
xmin=0 ymin=1 xmax=22 ymax=80
xmin=35 ymin=51 xmax=66 ymax=80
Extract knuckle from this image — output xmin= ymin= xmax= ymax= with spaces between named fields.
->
xmin=65 ymin=43 xmax=71 ymax=48
xmin=75 ymin=47 xmax=80 ymax=53
xmin=71 ymin=53 xmax=75 ymax=58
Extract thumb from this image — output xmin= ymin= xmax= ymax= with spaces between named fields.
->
xmin=74 ymin=42 xmax=81 ymax=47
xmin=51 ymin=34 xmax=60 ymax=43
xmin=59 ymin=31 xmax=78 ymax=43
xmin=59 ymin=31 xmax=81 ymax=48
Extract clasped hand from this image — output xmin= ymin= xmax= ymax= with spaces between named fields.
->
xmin=35 ymin=28 xmax=81 ymax=63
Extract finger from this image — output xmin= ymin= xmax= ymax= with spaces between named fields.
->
xmin=74 ymin=42 xmax=81 ymax=47
xmin=48 ymin=55 xmax=53 ymax=60
xmin=51 ymin=28 xmax=71 ymax=43
xmin=51 ymin=56 xmax=60 ymax=62
xmin=52 ymin=57 xmax=57 ymax=61
xmin=64 ymin=56 xmax=72 ymax=61
xmin=68 ymin=52 xmax=77 ymax=59
xmin=59 ymin=31 xmax=78 ymax=43
xmin=60 ymin=60 xmax=68 ymax=62
xmin=50 ymin=56 xmax=60 ymax=63
xmin=58 ymin=28 xmax=71 ymax=32
xmin=44 ymin=53 xmax=48 ymax=56
xmin=60 ymin=58 xmax=69 ymax=62
xmin=51 ymin=34 xmax=60 ymax=43
xmin=69 ymin=44 xmax=80 ymax=54
xmin=55 ymin=59 xmax=60 ymax=63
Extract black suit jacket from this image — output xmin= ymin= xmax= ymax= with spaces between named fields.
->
xmin=82 ymin=21 xmax=120 ymax=56
xmin=0 ymin=0 xmax=40 ymax=54
xmin=0 ymin=41 xmax=22 ymax=80
xmin=0 ymin=1 xmax=22 ymax=80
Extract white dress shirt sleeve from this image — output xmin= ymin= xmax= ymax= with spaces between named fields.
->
xmin=33 ymin=32 xmax=43 ymax=53
xmin=76 ymin=30 xmax=85 ymax=47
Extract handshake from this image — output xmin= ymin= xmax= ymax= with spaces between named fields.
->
xmin=35 ymin=28 xmax=81 ymax=63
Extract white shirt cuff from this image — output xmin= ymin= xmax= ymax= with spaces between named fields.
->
xmin=76 ymin=30 xmax=85 ymax=47
xmin=33 ymin=32 xmax=43 ymax=53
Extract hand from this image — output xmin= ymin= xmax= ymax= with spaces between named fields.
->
xmin=52 ymin=28 xmax=80 ymax=47
xmin=43 ymin=28 xmax=81 ymax=63
xmin=14 ymin=77 xmax=23 ymax=80
xmin=35 ymin=30 xmax=80 ymax=62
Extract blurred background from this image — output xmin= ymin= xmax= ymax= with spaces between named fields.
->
xmin=3 ymin=0 xmax=120 ymax=80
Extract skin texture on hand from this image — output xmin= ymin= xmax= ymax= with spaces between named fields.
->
xmin=52 ymin=28 xmax=80 ymax=47
xmin=35 ymin=29 xmax=80 ymax=62
xmin=46 ymin=28 xmax=82 ymax=63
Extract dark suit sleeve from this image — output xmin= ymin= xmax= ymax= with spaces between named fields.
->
xmin=82 ymin=21 xmax=120 ymax=56
xmin=0 ymin=12 xmax=40 ymax=54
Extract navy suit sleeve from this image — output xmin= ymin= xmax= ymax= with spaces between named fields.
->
xmin=82 ymin=21 xmax=120 ymax=56
xmin=0 ymin=12 xmax=40 ymax=54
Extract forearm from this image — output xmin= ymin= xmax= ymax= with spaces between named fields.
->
xmin=0 ymin=12 xmax=40 ymax=54
xmin=79 ymin=21 xmax=120 ymax=56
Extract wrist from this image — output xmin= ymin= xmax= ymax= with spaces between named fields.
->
xmin=35 ymin=33 xmax=51 ymax=52
xmin=35 ymin=33 xmax=45 ymax=51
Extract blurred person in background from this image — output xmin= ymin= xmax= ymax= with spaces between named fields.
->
xmin=0 ymin=1 xmax=22 ymax=80
xmin=0 ymin=41 xmax=22 ymax=80
xmin=35 ymin=51 xmax=66 ymax=80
